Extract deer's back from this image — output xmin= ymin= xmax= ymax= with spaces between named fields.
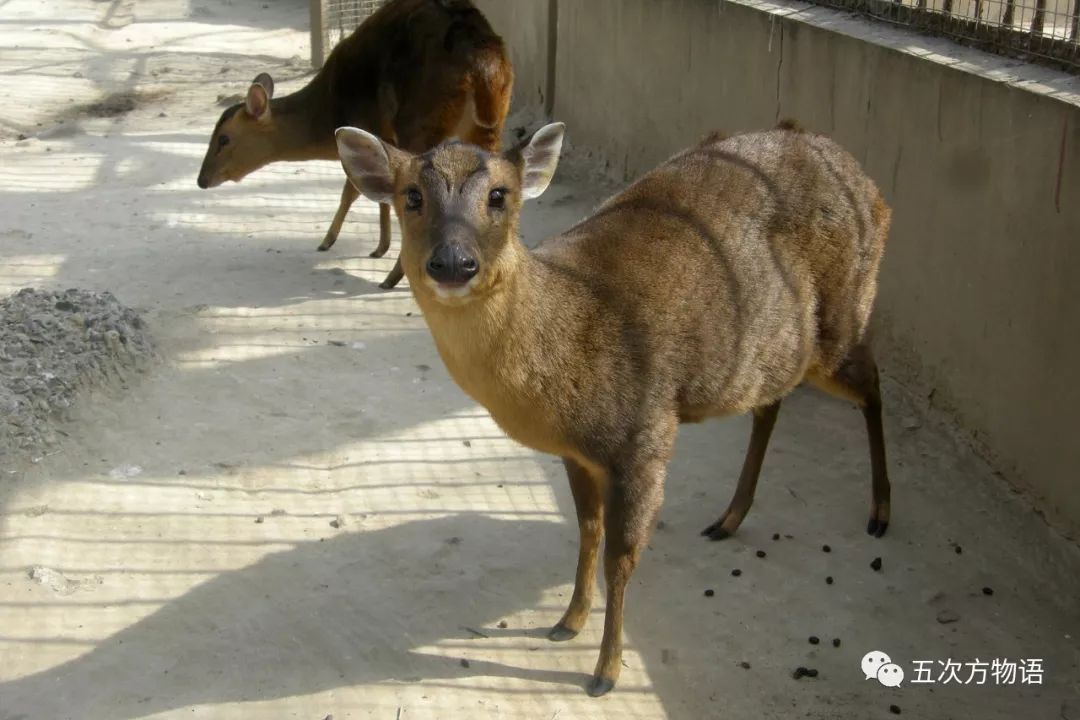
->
xmin=320 ymin=0 xmax=508 ymax=144
xmin=535 ymin=127 xmax=890 ymax=421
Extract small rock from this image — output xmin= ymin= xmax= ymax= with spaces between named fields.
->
xmin=870 ymin=557 xmax=883 ymax=572
xmin=459 ymin=658 xmax=470 ymax=668
xmin=254 ymin=516 xmax=264 ymax=524
xmin=270 ymin=509 xmax=286 ymax=516
xmin=328 ymin=340 xmax=346 ymax=347
xmin=462 ymin=440 xmax=472 ymax=448
xmin=497 ymin=620 xmax=508 ymax=629
xmin=704 ymin=588 xmax=714 ymax=597
xmin=936 ymin=609 xmax=961 ymax=624
xmin=901 ymin=416 xmax=921 ymax=430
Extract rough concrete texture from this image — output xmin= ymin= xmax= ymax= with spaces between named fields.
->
xmin=0 ymin=1 xmax=1078 ymax=719
xmin=0 ymin=288 xmax=154 ymax=468
xmin=549 ymin=0 xmax=1080 ymax=537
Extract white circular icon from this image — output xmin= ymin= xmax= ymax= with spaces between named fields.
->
xmin=861 ymin=650 xmax=892 ymax=680
xmin=877 ymin=662 xmax=905 ymax=687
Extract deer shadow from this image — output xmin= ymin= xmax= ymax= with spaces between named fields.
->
xmin=0 ymin=515 xmax=586 ymax=720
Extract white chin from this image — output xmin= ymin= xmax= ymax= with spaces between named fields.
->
xmin=425 ymin=275 xmax=479 ymax=302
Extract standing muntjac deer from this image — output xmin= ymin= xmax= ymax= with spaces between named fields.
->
xmin=334 ymin=120 xmax=892 ymax=696
xmin=195 ymin=0 xmax=512 ymax=289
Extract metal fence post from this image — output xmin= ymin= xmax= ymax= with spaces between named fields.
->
xmin=310 ymin=0 xmax=326 ymax=69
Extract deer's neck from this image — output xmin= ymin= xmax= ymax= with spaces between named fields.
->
xmin=267 ymin=85 xmax=338 ymax=161
xmin=420 ymin=251 xmax=558 ymax=410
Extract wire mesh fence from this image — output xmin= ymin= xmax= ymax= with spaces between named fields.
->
xmin=308 ymin=0 xmax=1079 ymax=74
xmin=803 ymin=0 xmax=1080 ymax=71
xmin=310 ymin=0 xmax=390 ymax=67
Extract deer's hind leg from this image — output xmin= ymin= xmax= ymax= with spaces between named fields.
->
xmin=806 ymin=342 xmax=891 ymax=537
xmin=702 ymin=401 xmax=782 ymax=541
xmin=549 ymin=458 xmax=604 ymax=642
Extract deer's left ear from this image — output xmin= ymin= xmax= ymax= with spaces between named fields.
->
xmin=507 ymin=122 xmax=565 ymax=199
xmin=336 ymin=127 xmax=411 ymax=204
xmin=245 ymin=73 xmax=274 ymax=121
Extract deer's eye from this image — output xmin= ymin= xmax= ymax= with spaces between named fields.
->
xmin=405 ymin=188 xmax=423 ymax=211
xmin=488 ymin=188 xmax=507 ymax=209
xmin=217 ymin=135 xmax=230 ymax=151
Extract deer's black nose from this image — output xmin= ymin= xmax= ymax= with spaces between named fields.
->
xmin=426 ymin=243 xmax=479 ymax=285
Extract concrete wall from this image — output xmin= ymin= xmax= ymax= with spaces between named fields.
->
xmin=502 ymin=0 xmax=1080 ymax=534
xmin=472 ymin=0 xmax=551 ymax=117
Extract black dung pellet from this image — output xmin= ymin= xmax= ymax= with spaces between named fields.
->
xmin=704 ymin=588 xmax=715 ymax=597
xmin=498 ymin=620 xmax=508 ymax=628
xmin=870 ymin=557 xmax=883 ymax=572
xmin=822 ymin=544 xmax=831 ymax=553
xmin=739 ymin=661 xmax=751 ymax=669
xmin=772 ymin=533 xmax=781 ymax=541
xmin=756 ymin=550 xmax=767 ymax=558
xmin=460 ymin=658 xmax=470 ymax=668
xmin=954 ymin=545 xmax=963 ymax=555
xmin=793 ymin=666 xmax=819 ymax=679
xmin=832 ymin=638 xmax=841 ymax=648
xmin=826 ymin=576 xmax=834 ymax=585
xmin=731 ymin=568 xmax=742 ymax=577
xmin=890 ymin=705 xmax=902 ymax=715
xmin=982 ymin=586 xmax=994 ymax=596
xmin=808 ymin=636 xmax=820 ymax=645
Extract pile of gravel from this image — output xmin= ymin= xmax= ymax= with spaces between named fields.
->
xmin=1 ymin=288 xmax=154 ymax=467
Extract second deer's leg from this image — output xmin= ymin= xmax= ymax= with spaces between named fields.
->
xmin=370 ymin=202 xmax=392 ymax=258
xmin=318 ymin=178 xmax=360 ymax=252
xmin=379 ymin=259 xmax=404 ymax=290
xmin=549 ymin=458 xmax=604 ymax=642
xmin=808 ymin=343 xmax=891 ymax=537
xmin=589 ymin=424 xmax=673 ymax=697
xmin=702 ymin=401 xmax=782 ymax=541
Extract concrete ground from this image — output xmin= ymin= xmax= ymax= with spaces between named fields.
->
xmin=1 ymin=1 xmax=1078 ymax=718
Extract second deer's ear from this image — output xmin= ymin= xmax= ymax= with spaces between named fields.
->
xmin=245 ymin=73 xmax=274 ymax=120
xmin=509 ymin=123 xmax=565 ymax=199
xmin=336 ymin=127 xmax=410 ymax=204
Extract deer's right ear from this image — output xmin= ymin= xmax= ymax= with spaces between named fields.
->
xmin=335 ymin=127 xmax=408 ymax=204
xmin=510 ymin=122 xmax=565 ymax=199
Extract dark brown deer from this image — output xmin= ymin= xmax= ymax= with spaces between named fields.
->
xmin=334 ymin=120 xmax=892 ymax=695
xmin=196 ymin=0 xmax=512 ymax=289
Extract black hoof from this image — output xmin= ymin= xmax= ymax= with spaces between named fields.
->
xmin=369 ymin=248 xmax=387 ymax=258
xmin=547 ymin=623 xmax=579 ymax=642
xmin=317 ymin=242 xmax=332 ymax=252
xmin=701 ymin=521 xmax=731 ymax=541
xmin=378 ymin=280 xmax=396 ymax=290
xmin=867 ymin=518 xmax=889 ymax=538
xmin=586 ymin=675 xmax=615 ymax=697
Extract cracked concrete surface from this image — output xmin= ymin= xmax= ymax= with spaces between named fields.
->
xmin=1 ymin=1 xmax=1078 ymax=718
